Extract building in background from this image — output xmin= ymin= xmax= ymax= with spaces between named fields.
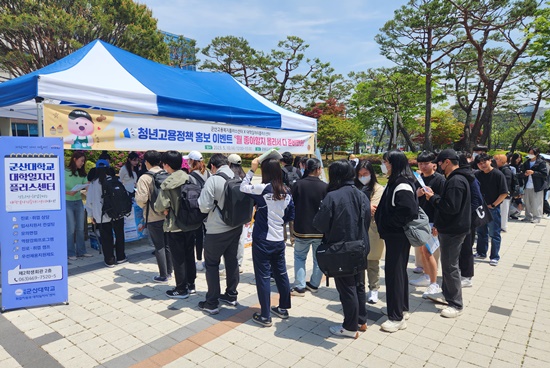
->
xmin=162 ymin=31 xmax=197 ymax=71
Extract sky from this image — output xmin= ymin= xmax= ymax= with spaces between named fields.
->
xmin=138 ymin=0 xmax=410 ymax=76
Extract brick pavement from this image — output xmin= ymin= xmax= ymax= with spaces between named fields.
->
xmin=1 ymin=217 xmax=549 ymax=367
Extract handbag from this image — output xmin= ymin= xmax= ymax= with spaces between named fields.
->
xmin=472 ymin=201 xmax=493 ymax=228
xmin=403 ymin=207 xmax=432 ymax=247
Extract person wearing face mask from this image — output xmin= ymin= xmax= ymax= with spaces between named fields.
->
xmin=354 ymin=160 xmax=385 ymax=304
xmin=290 ymin=158 xmax=328 ymax=296
xmin=520 ymin=147 xmax=548 ymax=223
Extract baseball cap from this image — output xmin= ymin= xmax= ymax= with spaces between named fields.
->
xmin=96 ymin=159 xmax=110 ymax=168
xmin=433 ymin=149 xmax=459 ymax=163
xmin=183 ymin=150 xmax=203 ymax=161
xmin=228 ymin=154 xmax=242 ymax=165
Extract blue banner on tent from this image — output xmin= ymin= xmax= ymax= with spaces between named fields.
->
xmin=0 ymin=137 xmax=68 ymax=312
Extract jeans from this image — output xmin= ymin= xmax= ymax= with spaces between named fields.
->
xmin=439 ymin=232 xmax=467 ymax=310
xmin=293 ymin=237 xmax=323 ymax=289
xmin=476 ymin=207 xmax=502 ymax=260
xmin=66 ymin=200 xmax=86 ymax=257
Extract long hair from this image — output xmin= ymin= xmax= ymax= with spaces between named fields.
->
xmin=327 ymin=160 xmax=355 ymax=192
xmin=384 ymin=150 xmax=414 ymax=185
xmin=354 ymin=159 xmax=378 ymax=192
xmin=67 ymin=151 xmax=87 ymax=177
xmin=230 ymin=163 xmax=245 ymax=179
xmin=303 ymin=158 xmax=321 ymax=178
xmin=261 ymin=159 xmax=286 ymax=200
xmin=190 ymin=159 xmax=207 ymax=175
xmin=124 ymin=152 xmax=139 ymax=178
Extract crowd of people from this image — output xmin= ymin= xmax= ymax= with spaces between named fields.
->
xmin=64 ymin=146 xmax=549 ymax=338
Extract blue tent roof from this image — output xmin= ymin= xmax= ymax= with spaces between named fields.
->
xmin=0 ymin=40 xmax=315 ymax=132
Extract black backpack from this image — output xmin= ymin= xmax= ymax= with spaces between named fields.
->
xmin=282 ymin=166 xmax=301 ymax=188
xmin=175 ymin=172 xmax=207 ymax=229
xmin=101 ymin=176 xmax=133 ymax=220
xmin=509 ymin=171 xmax=520 ymax=198
xmin=214 ymin=172 xmax=255 ymax=227
xmin=144 ymin=170 xmax=170 ymax=223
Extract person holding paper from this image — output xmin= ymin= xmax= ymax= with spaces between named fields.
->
xmin=65 ymin=151 xmax=92 ymax=260
xmin=423 ymin=149 xmax=472 ymax=318
xmin=410 ymin=151 xmax=445 ymax=300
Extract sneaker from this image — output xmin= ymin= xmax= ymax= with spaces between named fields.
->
xmin=410 ymin=274 xmax=430 ymax=287
xmin=489 ymin=259 xmax=499 ymax=266
xmin=153 ymin=276 xmax=169 ymax=283
xmin=473 ymin=253 xmax=487 ymax=259
xmin=422 ymin=283 xmax=441 ymax=299
xmin=367 ymin=290 xmax=379 ymax=304
xmin=79 ymin=253 xmax=93 ymax=257
xmin=198 ymin=301 xmax=219 ymax=315
xmin=531 ymin=219 xmax=541 ymax=224
xmin=358 ymin=323 xmax=367 ymax=332
xmin=461 ymin=277 xmax=473 ymax=288
xmin=117 ymin=258 xmax=128 ymax=265
xmin=441 ymin=306 xmax=464 ymax=318
xmin=380 ymin=319 xmax=407 ymax=333
xmin=252 ymin=312 xmax=272 ymax=327
xmin=219 ymin=292 xmax=238 ymax=306
xmin=166 ymin=289 xmax=189 ymax=299
xmin=271 ymin=306 xmax=289 ymax=319
xmin=380 ymin=307 xmax=410 ymax=320
xmin=305 ymin=281 xmax=319 ymax=293
xmin=188 ymin=284 xmax=196 ymax=294
xmin=196 ymin=261 xmax=204 ymax=271
xmin=329 ymin=325 xmax=359 ymax=339
xmin=510 ymin=215 xmax=519 ymax=220
xmin=68 ymin=256 xmax=77 ymax=261
xmin=104 ymin=262 xmax=115 ymax=268
xmin=427 ymin=292 xmax=449 ymax=305
xmin=412 ymin=266 xmax=424 ymax=274
xmin=290 ymin=287 xmax=306 ymax=297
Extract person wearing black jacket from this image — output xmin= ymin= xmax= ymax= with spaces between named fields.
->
xmin=520 ymin=147 xmax=548 ymax=223
xmin=313 ymin=160 xmax=370 ymax=339
xmin=290 ymin=158 xmax=328 ymax=296
xmin=375 ymin=151 xmax=418 ymax=333
xmin=280 ymin=152 xmax=302 ymax=246
xmin=423 ymin=149 xmax=471 ymax=318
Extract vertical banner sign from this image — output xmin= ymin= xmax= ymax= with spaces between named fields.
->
xmin=0 ymin=137 xmax=68 ymax=312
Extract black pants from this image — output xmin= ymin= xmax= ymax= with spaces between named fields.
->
xmin=204 ymin=227 xmax=241 ymax=307
xmin=334 ymin=271 xmax=367 ymax=331
xmin=544 ymin=189 xmax=550 ymax=215
xmin=97 ymin=218 xmax=125 ymax=265
xmin=148 ymin=220 xmax=172 ymax=278
xmin=459 ymin=226 xmax=475 ymax=278
xmin=167 ymin=231 xmax=196 ymax=293
xmin=440 ymin=232 xmax=467 ymax=310
xmin=383 ymin=233 xmax=410 ymax=321
xmin=194 ymin=224 xmax=205 ymax=261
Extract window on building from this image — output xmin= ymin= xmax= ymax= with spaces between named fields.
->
xmin=11 ymin=123 xmax=39 ymax=137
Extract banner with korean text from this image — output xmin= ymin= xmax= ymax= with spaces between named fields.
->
xmin=0 ymin=137 xmax=68 ymax=312
xmin=43 ymin=104 xmax=315 ymax=154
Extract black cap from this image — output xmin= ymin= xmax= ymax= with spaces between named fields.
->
xmin=433 ymin=149 xmax=459 ymax=163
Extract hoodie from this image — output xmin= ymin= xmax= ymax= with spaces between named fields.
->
xmin=428 ymin=166 xmax=472 ymax=234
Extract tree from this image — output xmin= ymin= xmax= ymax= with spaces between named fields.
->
xmin=376 ymin=0 xmax=463 ymax=151
xmin=448 ymin=0 xmax=539 ymax=149
xmin=166 ymin=35 xmax=199 ymax=69
xmin=317 ymin=115 xmax=361 ymax=159
xmin=412 ymin=109 xmax=463 ymax=149
xmin=0 ymin=0 xmax=169 ymax=76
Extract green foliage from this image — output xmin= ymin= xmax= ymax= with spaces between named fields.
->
xmin=317 ymin=115 xmax=361 ymax=158
xmin=0 ymin=0 xmax=169 ymax=76
xmin=167 ymin=36 xmax=199 ymax=69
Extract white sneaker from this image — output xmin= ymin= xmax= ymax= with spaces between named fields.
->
xmin=409 ymin=274 xmax=430 ymax=287
xmin=329 ymin=325 xmax=359 ymax=339
xmin=195 ymin=261 xmax=204 ymax=271
xmin=461 ymin=277 xmax=473 ymax=288
xmin=412 ymin=266 xmax=424 ymax=274
xmin=367 ymin=290 xmax=379 ymax=304
xmin=381 ymin=319 xmax=407 ymax=333
xmin=441 ymin=306 xmax=463 ymax=318
xmin=380 ymin=307 xmax=410 ymax=320
xmin=422 ymin=283 xmax=441 ymax=299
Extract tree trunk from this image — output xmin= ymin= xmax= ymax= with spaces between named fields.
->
xmin=392 ymin=110 xmax=399 ymax=150
xmin=397 ymin=113 xmax=417 ymax=153
xmin=376 ymin=124 xmax=386 ymax=154
xmin=511 ymin=94 xmax=542 ymax=152
xmin=423 ymin=70 xmax=433 ymax=151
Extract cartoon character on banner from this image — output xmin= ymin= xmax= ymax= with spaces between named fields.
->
xmin=64 ymin=109 xmax=95 ymax=149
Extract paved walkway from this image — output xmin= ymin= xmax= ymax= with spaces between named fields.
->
xmin=1 ymin=217 xmax=549 ymax=368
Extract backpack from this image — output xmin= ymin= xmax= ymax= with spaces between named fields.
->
xmin=101 ymin=176 xmax=133 ymax=220
xmin=470 ymin=177 xmax=493 ymax=228
xmin=144 ymin=170 xmax=170 ymax=223
xmin=509 ymin=171 xmax=520 ymax=198
xmin=176 ymin=172 xmax=208 ymax=229
xmin=282 ymin=166 xmax=301 ymax=188
xmin=214 ymin=172 xmax=255 ymax=227
xmin=391 ymin=182 xmax=431 ymax=247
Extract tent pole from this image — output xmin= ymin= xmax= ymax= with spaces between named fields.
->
xmin=35 ymin=97 xmax=44 ymax=137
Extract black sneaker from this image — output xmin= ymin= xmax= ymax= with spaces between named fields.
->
xmin=188 ymin=284 xmax=196 ymax=294
xmin=271 ymin=306 xmax=289 ymax=319
xmin=166 ymin=289 xmax=189 ymax=299
xmin=290 ymin=287 xmax=306 ymax=297
xmin=306 ymin=282 xmax=319 ymax=293
xmin=219 ymin=292 xmax=238 ymax=306
xmin=252 ymin=312 xmax=272 ymax=327
xmin=198 ymin=301 xmax=219 ymax=315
